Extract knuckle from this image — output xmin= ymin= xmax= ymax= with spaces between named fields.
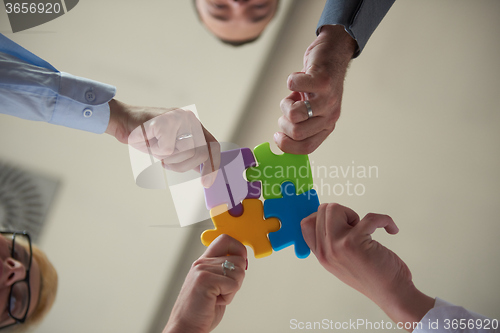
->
xmin=364 ymin=213 xmax=378 ymax=222
xmin=193 ymin=269 xmax=212 ymax=285
xmin=302 ymin=140 xmax=317 ymax=154
xmin=278 ymin=116 xmax=287 ymax=130
xmin=279 ymin=98 xmax=288 ymax=112
xmin=325 ymin=113 xmax=338 ymax=129
xmin=287 ymin=74 xmax=295 ymax=89
xmin=325 ymin=202 xmax=341 ymax=213
xmin=290 ymin=125 xmax=305 ymax=141
xmin=289 ymin=107 xmax=305 ymax=123
xmin=191 ymin=258 xmax=206 ymax=270
xmin=217 ymin=234 xmax=232 ymax=243
xmin=315 ymin=246 xmax=327 ymax=264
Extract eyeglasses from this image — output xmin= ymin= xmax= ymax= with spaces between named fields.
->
xmin=0 ymin=231 xmax=32 ymax=331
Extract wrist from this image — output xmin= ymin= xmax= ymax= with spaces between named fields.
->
xmin=377 ymin=283 xmax=435 ymax=332
xmin=318 ymin=25 xmax=357 ymax=62
xmin=105 ymin=99 xmax=130 ymax=143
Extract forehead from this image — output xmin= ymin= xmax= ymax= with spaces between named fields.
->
xmin=196 ymin=0 xmax=278 ymax=41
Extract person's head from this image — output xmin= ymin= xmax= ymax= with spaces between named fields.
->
xmin=0 ymin=232 xmax=58 ymax=332
xmin=194 ymin=0 xmax=280 ymax=46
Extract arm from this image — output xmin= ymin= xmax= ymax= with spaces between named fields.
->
xmin=163 ymin=235 xmax=247 ymax=333
xmin=0 ymin=34 xmax=115 ymax=133
xmin=317 ymin=0 xmax=395 ymax=58
xmin=0 ymin=34 xmax=219 ymax=186
xmin=276 ymin=0 xmax=394 ymax=154
xmin=301 ymin=203 xmax=496 ymax=332
xmin=108 ymin=100 xmax=220 ymax=187
xmin=301 ymin=203 xmax=433 ymax=328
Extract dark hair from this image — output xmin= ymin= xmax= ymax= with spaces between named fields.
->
xmin=192 ymin=0 xmax=266 ymax=47
xmin=219 ymin=36 xmax=260 ymax=47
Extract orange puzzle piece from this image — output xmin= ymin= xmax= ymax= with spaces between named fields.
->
xmin=201 ymin=199 xmax=281 ymax=258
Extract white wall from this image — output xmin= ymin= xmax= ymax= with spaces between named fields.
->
xmin=0 ymin=1 xmax=292 ymax=332
xmin=215 ymin=0 xmax=500 ymax=332
xmin=1 ymin=1 xmax=499 ymax=333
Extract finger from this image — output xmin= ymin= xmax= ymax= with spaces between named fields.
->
xmin=153 ymin=110 xmax=203 ymax=159
xmin=280 ymin=92 xmax=311 ymax=124
xmin=274 ymin=130 xmax=330 ymax=155
xmin=214 ymin=275 xmax=243 ymax=306
xmin=157 ymin=126 xmax=191 ymax=157
xmin=357 ymin=213 xmax=399 ymax=236
xmin=301 ymin=211 xmax=318 ymax=251
xmin=186 ymin=110 xmax=208 ymax=150
xmin=281 ymin=98 xmax=320 ymax=124
xmin=324 ymin=203 xmax=360 ymax=238
xmin=148 ymin=114 xmax=179 ymax=156
xmin=173 ymin=134 xmax=195 ymax=153
xmin=201 ymin=127 xmax=221 ymax=188
xmin=278 ymin=115 xmax=331 ymax=142
xmin=194 ymin=269 xmax=242 ymax=306
xmin=163 ymin=146 xmax=208 ymax=172
xmin=194 ymin=256 xmax=247 ymax=274
xmin=202 ymin=234 xmax=248 ymax=260
xmin=159 ymin=147 xmax=196 ymax=164
xmin=287 ymin=72 xmax=318 ymax=93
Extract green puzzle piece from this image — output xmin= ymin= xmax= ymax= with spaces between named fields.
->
xmin=246 ymin=142 xmax=313 ymax=199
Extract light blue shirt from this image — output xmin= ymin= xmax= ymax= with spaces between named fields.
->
xmin=0 ymin=34 xmax=116 ymax=133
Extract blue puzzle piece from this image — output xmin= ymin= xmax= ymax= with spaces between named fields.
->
xmin=263 ymin=182 xmax=320 ymax=259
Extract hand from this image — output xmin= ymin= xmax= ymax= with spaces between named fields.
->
xmin=275 ymin=25 xmax=356 ymax=154
xmin=301 ymin=203 xmax=435 ymax=331
xmin=106 ymin=99 xmax=220 ymax=188
xmin=163 ymin=235 xmax=247 ymax=333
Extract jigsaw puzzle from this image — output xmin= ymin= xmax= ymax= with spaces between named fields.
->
xmin=201 ymin=199 xmax=280 ymax=258
xmin=264 ymin=182 xmax=320 ymax=259
xmin=201 ymin=143 xmax=319 ymax=259
xmin=204 ymin=148 xmax=261 ymax=216
xmin=246 ymin=142 xmax=313 ymax=199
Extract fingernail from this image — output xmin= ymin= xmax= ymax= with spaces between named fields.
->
xmin=274 ymin=132 xmax=279 ymax=142
xmin=245 ymin=259 xmax=248 ymax=270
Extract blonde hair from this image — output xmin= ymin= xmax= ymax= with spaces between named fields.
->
xmin=9 ymin=242 xmax=58 ymax=333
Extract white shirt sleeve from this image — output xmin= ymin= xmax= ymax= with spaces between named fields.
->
xmin=412 ymin=298 xmax=499 ymax=333
xmin=0 ymin=35 xmax=116 ymax=134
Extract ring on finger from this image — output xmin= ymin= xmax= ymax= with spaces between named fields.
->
xmin=304 ymin=100 xmax=313 ymax=119
xmin=177 ymin=133 xmax=193 ymax=141
xmin=222 ymin=260 xmax=235 ymax=276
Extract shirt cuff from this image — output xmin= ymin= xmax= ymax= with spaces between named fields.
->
xmin=51 ymin=72 xmax=116 ymax=134
xmin=412 ymin=298 xmax=492 ymax=333
xmin=316 ymin=0 xmax=395 ymax=58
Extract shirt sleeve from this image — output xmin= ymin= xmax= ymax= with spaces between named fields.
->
xmin=0 ymin=33 xmax=116 ymax=134
xmin=316 ymin=0 xmax=395 ymax=58
xmin=412 ymin=298 xmax=499 ymax=333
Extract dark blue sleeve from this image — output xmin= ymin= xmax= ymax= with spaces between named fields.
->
xmin=316 ymin=0 xmax=395 ymax=58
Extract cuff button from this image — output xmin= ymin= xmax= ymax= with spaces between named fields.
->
xmin=83 ymin=108 xmax=93 ymax=118
xmin=85 ymin=90 xmax=96 ymax=102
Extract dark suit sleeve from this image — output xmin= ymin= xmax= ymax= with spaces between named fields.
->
xmin=316 ymin=0 xmax=395 ymax=57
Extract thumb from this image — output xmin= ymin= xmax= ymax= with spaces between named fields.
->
xmin=301 ymin=212 xmax=318 ymax=252
xmin=287 ymin=72 xmax=316 ymax=93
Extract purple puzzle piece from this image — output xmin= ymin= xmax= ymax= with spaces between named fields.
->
xmin=204 ymin=148 xmax=261 ymax=217
xmin=241 ymin=148 xmax=261 ymax=199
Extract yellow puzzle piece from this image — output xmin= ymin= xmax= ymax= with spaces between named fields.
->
xmin=201 ymin=199 xmax=281 ymax=258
